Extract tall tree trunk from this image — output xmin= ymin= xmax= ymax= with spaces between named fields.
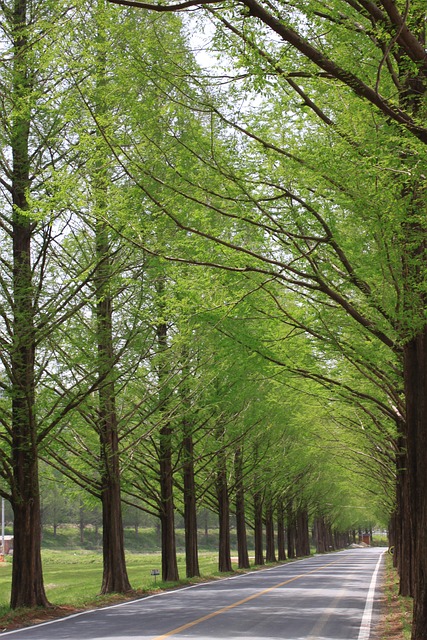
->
xmin=157 ymin=318 xmax=179 ymax=583
xmin=296 ymin=508 xmax=310 ymax=557
xmin=183 ymin=429 xmax=200 ymax=578
xmin=314 ymin=516 xmax=326 ymax=554
xmin=265 ymin=496 xmax=276 ymax=563
xmin=404 ymin=329 xmax=427 ymax=638
xmin=94 ymin=95 xmax=131 ymax=593
xmin=179 ymin=347 xmax=199 ymax=579
xmin=10 ymin=208 xmax=48 ymax=608
xmin=286 ymin=501 xmax=296 ymax=559
xmin=216 ymin=444 xmax=232 ymax=572
xmin=398 ymin=25 xmax=427 ymax=636
xmin=100 ymin=467 xmax=131 ymax=593
xmin=253 ymin=487 xmax=264 ymax=565
xmin=159 ymin=421 xmax=178 ymax=581
xmin=235 ymin=448 xmax=250 ymax=569
xmin=10 ymin=465 xmax=48 ymax=609
xmin=277 ymin=500 xmax=286 ymax=562
xmin=9 ymin=0 xmax=48 ymax=609
xmin=97 ymin=365 xmax=131 ymax=593
xmin=97 ymin=380 xmax=131 ymax=593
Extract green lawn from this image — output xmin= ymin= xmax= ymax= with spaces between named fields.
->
xmin=0 ymin=550 xmax=229 ymax=614
xmin=0 ymin=526 xmax=246 ymax=616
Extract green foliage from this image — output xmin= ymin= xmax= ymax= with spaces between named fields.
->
xmin=0 ymin=0 xmax=406 ymax=609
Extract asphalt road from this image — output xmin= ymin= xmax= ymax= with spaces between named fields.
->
xmin=1 ymin=547 xmax=385 ymax=640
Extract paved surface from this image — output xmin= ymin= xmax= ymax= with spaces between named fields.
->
xmin=1 ymin=547 xmax=385 ymax=639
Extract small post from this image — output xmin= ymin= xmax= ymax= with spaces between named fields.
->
xmin=151 ymin=568 xmax=160 ymax=584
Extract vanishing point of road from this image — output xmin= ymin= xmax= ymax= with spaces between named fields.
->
xmin=1 ymin=547 xmax=385 ymax=640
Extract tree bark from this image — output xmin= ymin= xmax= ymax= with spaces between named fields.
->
xmin=235 ymin=448 xmax=250 ymax=569
xmin=157 ymin=316 xmax=179 ymax=583
xmin=10 ymin=463 xmax=48 ymax=609
xmin=296 ymin=508 xmax=310 ymax=557
xmin=97 ymin=364 xmax=131 ymax=593
xmin=265 ymin=495 xmax=276 ymax=563
xmin=277 ymin=500 xmax=286 ymax=561
xmin=10 ymin=208 xmax=48 ymax=608
xmin=154 ymin=289 xmax=179 ymax=583
xmin=100 ymin=468 xmax=131 ymax=593
xmin=253 ymin=487 xmax=264 ymax=565
xmin=216 ymin=441 xmax=232 ymax=572
xmin=314 ymin=517 xmax=326 ymax=554
xmin=179 ymin=347 xmax=200 ymax=579
xmin=183 ymin=429 xmax=200 ymax=578
xmin=404 ymin=329 xmax=427 ymax=638
xmin=286 ymin=501 xmax=296 ymax=559
xmin=159 ymin=421 xmax=179 ymax=581
xmin=94 ymin=111 xmax=131 ymax=593
xmin=96 ymin=262 xmax=132 ymax=594
xmin=9 ymin=0 xmax=49 ymax=609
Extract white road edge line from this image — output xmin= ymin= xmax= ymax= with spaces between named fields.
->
xmin=0 ymin=557 xmax=308 ymax=636
xmin=357 ymin=550 xmax=385 ymax=640
xmin=0 ymin=549 xmax=371 ymax=637
xmin=2 ymin=553 xmax=339 ymax=636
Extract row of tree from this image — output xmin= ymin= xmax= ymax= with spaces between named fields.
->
xmin=109 ymin=0 xmax=427 ymax=636
xmin=0 ymin=0 xmax=400 ymax=626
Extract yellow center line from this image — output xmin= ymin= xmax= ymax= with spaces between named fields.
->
xmin=151 ymin=556 xmax=349 ymax=640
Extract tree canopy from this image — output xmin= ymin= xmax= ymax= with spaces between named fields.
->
xmin=1 ymin=0 xmax=420 ymax=633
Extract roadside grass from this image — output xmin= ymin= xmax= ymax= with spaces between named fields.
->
xmin=0 ymin=524 xmax=250 ymax=627
xmin=376 ymin=555 xmax=412 ymax=640
xmin=0 ymin=550 xmax=222 ymax=609
xmin=0 ymin=549 xmax=233 ymax=630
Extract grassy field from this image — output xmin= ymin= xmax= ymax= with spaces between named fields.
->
xmin=38 ymin=525 xmax=245 ymax=554
xmin=0 ymin=549 xmax=229 ymax=615
xmin=0 ymin=525 xmax=239 ymax=620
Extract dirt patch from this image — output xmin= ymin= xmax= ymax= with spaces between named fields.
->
xmin=0 ymin=606 xmax=80 ymax=632
xmin=373 ymin=557 xmax=413 ymax=640
xmin=0 ymin=591 xmax=147 ymax=633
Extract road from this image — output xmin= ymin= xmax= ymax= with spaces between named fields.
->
xmin=1 ymin=547 xmax=385 ymax=640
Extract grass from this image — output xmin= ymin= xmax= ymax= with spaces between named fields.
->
xmin=0 ymin=549 xmax=224 ymax=613
xmin=0 ymin=542 xmax=241 ymax=632
xmin=0 ymin=524 xmax=245 ymax=623
xmin=376 ymin=554 xmax=413 ymax=640
xmin=39 ymin=525 xmax=246 ymax=554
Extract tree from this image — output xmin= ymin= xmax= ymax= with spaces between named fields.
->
xmin=89 ymin=0 xmax=132 ymax=595
xmin=6 ymin=0 xmax=49 ymax=608
xmin=39 ymin=2 xmax=204 ymax=593
xmin=0 ymin=0 xmax=104 ymax=608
